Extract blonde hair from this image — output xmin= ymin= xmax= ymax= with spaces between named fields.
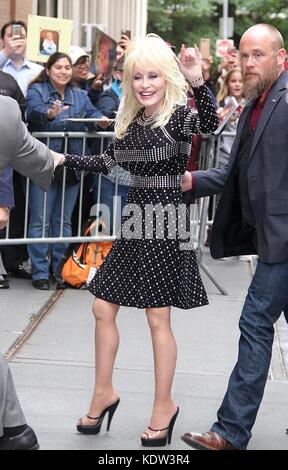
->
xmin=115 ymin=34 xmax=188 ymax=139
xmin=217 ymin=67 xmax=243 ymax=104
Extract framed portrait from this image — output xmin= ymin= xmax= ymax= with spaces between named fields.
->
xmin=26 ymin=15 xmax=73 ymax=63
xmin=91 ymin=27 xmax=117 ymax=80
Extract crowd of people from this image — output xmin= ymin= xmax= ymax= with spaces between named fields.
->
xmin=0 ymin=17 xmax=288 ymax=452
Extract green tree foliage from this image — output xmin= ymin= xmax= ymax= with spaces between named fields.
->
xmin=147 ymin=0 xmax=288 ymax=53
xmin=230 ymin=0 xmax=288 ymax=45
xmin=147 ymin=0 xmax=219 ymax=53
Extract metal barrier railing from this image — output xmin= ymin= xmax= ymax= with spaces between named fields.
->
xmin=1 ymin=131 xmax=118 ymax=245
xmin=190 ymin=134 xmax=228 ymax=295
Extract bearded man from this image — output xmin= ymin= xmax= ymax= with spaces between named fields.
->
xmin=180 ymin=23 xmax=288 ymax=450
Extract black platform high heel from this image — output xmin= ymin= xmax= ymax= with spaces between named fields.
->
xmin=141 ymin=407 xmax=179 ymax=447
xmin=77 ymin=398 xmax=120 ymax=435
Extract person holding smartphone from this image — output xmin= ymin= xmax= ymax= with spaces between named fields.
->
xmin=0 ymin=21 xmax=43 ymax=96
xmin=116 ymin=31 xmax=131 ymax=61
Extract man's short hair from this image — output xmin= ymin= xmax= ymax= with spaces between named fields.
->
xmin=1 ymin=20 xmax=27 ymax=40
xmin=242 ymin=23 xmax=284 ymax=50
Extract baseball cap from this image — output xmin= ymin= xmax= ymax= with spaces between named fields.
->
xmin=70 ymin=46 xmax=89 ymax=65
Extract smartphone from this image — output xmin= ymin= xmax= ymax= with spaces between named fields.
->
xmin=199 ymin=38 xmax=210 ymax=59
xmin=121 ymin=30 xmax=131 ymax=39
xmin=11 ymin=24 xmax=22 ymax=37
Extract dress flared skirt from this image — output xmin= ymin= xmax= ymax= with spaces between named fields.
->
xmin=89 ymin=237 xmax=208 ymax=309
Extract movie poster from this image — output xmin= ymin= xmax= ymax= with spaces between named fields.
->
xmin=91 ymin=27 xmax=117 ymax=79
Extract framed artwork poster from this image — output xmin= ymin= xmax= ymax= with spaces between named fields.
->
xmin=26 ymin=15 xmax=73 ymax=63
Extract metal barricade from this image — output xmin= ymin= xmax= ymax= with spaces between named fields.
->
xmin=1 ymin=130 xmax=220 ymax=248
xmin=0 ymin=131 xmax=118 ymax=246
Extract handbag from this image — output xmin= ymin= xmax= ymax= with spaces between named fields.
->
xmin=61 ymin=218 xmax=112 ymax=288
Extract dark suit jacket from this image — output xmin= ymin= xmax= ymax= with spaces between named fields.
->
xmin=192 ymin=71 xmax=288 ymax=264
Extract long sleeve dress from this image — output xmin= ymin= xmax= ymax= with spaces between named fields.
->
xmin=64 ymin=85 xmax=219 ymax=309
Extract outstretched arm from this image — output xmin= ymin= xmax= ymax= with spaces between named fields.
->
xmin=53 ymin=141 xmax=117 ymax=176
xmin=181 ymin=166 xmax=228 ymax=200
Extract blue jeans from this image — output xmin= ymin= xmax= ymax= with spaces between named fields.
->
xmin=28 ymin=182 xmax=80 ymax=281
xmin=211 ymin=260 xmax=288 ymax=449
xmin=92 ymin=175 xmax=128 ymax=234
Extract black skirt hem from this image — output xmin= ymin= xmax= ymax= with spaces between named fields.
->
xmin=89 ymin=290 xmax=209 ymax=310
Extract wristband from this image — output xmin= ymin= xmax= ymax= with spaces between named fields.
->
xmin=189 ymin=76 xmax=205 ymax=88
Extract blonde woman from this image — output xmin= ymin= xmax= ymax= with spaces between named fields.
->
xmin=54 ymin=34 xmax=218 ymax=447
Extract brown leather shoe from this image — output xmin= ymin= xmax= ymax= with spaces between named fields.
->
xmin=181 ymin=431 xmax=238 ymax=450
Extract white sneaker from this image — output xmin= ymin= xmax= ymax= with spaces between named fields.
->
xmin=238 ymin=255 xmax=252 ymax=261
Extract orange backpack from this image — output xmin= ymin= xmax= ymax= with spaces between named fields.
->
xmin=61 ymin=219 xmax=112 ymax=288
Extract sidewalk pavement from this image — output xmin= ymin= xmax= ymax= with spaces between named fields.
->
xmin=1 ymin=252 xmax=288 ymax=450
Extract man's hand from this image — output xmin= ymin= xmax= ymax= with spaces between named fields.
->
xmin=2 ymin=34 xmax=25 ymax=60
xmin=0 ymin=207 xmax=9 ymax=230
xmin=51 ymin=151 xmax=65 ymax=170
xmin=181 ymin=171 xmax=193 ymax=192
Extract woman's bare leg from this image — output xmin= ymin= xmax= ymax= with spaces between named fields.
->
xmin=79 ymin=298 xmax=120 ymax=426
xmin=141 ymin=306 xmax=178 ymax=438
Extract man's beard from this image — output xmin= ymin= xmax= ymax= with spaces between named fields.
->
xmin=243 ymin=66 xmax=279 ymax=100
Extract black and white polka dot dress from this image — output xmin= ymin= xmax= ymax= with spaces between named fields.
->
xmin=64 ymin=85 xmax=218 ymax=309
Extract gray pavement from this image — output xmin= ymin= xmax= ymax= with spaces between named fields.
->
xmin=1 ymin=251 xmax=288 ymax=450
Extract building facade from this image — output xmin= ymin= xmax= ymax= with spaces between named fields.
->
xmin=0 ymin=0 xmax=34 ymax=26
xmin=0 ymin=0 xmax=147 ymax=47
